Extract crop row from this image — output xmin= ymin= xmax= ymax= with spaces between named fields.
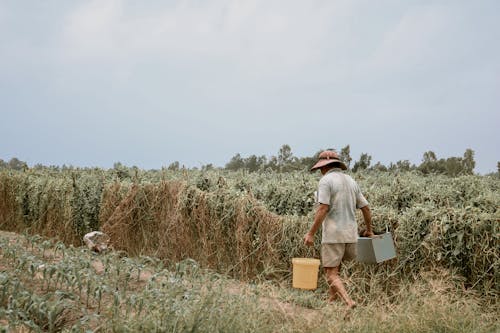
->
xmin=0 ymin=169 xmax=498 ymax=298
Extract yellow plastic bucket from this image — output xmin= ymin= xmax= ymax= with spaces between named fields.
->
xmin=292 ymin=258 xmax=321 ymax=290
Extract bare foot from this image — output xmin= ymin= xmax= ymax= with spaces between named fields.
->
xmin=328 ymin=293 xmax=339 ymax=303
xmin=343 ymin=302 xmax=357 ymax=320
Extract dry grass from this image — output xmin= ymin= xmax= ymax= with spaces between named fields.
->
xmin=0 ymin=169 xmax=498 ymax=300
xmin=101 ymin=181 xmax=285 ymax=279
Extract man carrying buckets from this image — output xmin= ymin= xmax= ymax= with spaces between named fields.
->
xmin=304 ymin=150 xmax=374 ymax=309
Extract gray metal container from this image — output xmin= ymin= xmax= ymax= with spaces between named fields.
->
xmin=357 ymin=232 xmax=396 ymax=264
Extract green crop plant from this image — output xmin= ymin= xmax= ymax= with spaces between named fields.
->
xmin=0 ymin=167 xmax=498 ymax=301
xmin=1 ymin=233 xmax=498 ymax=332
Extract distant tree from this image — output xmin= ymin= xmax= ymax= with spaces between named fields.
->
xmin=389 ymin=160 xmax=414 ymax=172
xmin=422 ymin=151 xmax=437 ymax=163
xmin=418 ymin=150 xmax=475 ymax=176
xmin=352 ymin=153 xmax=372 ymax=172
xmin=256 ymin=155 xmax=267 ymax=170
xmin=277 ymin=144 xmax=293 ymax=170
xmin=33 ymin=163 xmax=45 ymax=170
xmin=225 ymin=147 xmax=333 ymax=173
xmin=8 ymin=157 xmax=27 ymax=171
xmin=265 ymin=156 xmax=279 ymax=171
xmin=168 ymin=161 xmax=180 ymax=171
xmin=201 ymin=163 xmax=214 ymax=171
xmin=113 ymin=162 xmax=130 ymax=180
xmin=61 ymin=164 xmax=74 ymax=172
xmin=0 ymin=159 xmax=6 ymax=169
xmin=371 ymin=162 xmax=388 ymax=172
xmin=243 ymin=155 xmax=265 ymax=172
xmin=225 ymin=153 xmax=245 ymax=171
xmin=298 ymin=150 xmax=321 ymax=171
xmin=444 ymin=157 xmax=464 ymax=177
xmin=419 ymin=151 xmax=439 ymax=174
xmin=497 ymin=161 xmax=500 ymax=175
xmin=462 ymin=148 xmax=475 ymax=175
xmin=397 ymin=160 xmax=414 ymax=171
xmin=339 ymin=145 xmax=352 ymax=169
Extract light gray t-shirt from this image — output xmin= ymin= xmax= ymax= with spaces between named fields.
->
xmin=317 ymin=168 xmax=369 ymax=243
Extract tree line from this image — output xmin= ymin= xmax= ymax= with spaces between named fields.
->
xmin=222 ymin=144 xmax=491 ymax=177
xmin=2 ymin=146 xmax=498 ymax=177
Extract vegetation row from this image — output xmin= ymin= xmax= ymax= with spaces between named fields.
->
xmin=0 ymin=168 xmax=498 ymax=302
xmin=1 ymin=232 xmax=498 ymax=332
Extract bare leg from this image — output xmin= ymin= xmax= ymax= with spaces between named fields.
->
xmin=325 ymin=266 xmax=339 ymax=302
xmin=328 ymin=285 xmax=339 ymax=302
xmin=328 ymin=290 xmax=339 ymax=302
xmin=325 ymin=266 xmax=356 ymax=309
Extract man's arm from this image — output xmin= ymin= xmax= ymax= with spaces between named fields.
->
xmin=304 ymin=204 xmax=329 ymax=246
xmin=360 ymin=205 xmax=374 ymax=237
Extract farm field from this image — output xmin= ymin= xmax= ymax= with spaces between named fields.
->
xmin=0 ymin=168 xmax=499 ymax=332
xmin=1 ymin=231 xmax=498 ymax=332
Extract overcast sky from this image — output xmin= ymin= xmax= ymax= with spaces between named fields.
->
xmin=1 ymin=0 xmax=499 ymax=173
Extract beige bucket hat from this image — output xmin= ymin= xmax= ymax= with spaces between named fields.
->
xmin=310 ymin=150 xmax=347 ymax=171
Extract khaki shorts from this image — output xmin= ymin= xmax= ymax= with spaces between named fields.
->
xmin=321 ymin=243 xmax=357 ymax=267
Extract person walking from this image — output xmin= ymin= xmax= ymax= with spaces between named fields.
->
xmin=304 ymin=150 xmax=374 ymax=309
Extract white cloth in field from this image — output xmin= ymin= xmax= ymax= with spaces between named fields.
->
xmin=317 ymin=168 xmax=369 ymax=243
xmin=83 ymin=231 xmax=110 ymax=252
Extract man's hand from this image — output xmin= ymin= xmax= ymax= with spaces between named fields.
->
xmin=362 ymin=230 xmax=375 ymax=237
xmin=304 ymin=204 xmax=329 ymax=247
xmin=360 ymin=206 xmax=374 ymax=238
xmin=304 ymin=232 xmax=315 ymax=246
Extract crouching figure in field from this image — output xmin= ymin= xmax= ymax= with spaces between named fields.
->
xmin=83 ymin=231 xmax=110 ymax=253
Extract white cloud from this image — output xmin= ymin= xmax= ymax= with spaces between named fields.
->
xmin=62 ymin=0 xmax=123 ymax=60
xmin=2 ymin=0 xmax=498 ymax=172
xmin=365 ymin=4 xmax=453 ymax=74
xmin=59 ymin=0 xmax=359 ymax=78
